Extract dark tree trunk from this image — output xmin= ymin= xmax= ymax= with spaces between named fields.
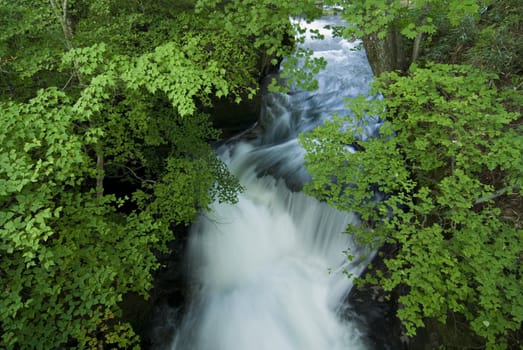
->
xmin=363 ymin=27 xmax=410 ymax=76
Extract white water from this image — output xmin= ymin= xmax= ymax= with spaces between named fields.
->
xmin=168 ymin=16 xmax=380 ymax=350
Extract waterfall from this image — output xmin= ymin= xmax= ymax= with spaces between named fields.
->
xmin=164 ymin=15 xmax=381 ymax=350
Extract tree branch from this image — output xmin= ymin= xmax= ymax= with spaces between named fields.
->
xmin=50 ymin=0 xmax=83 ymax=85
xmin=96 ymin=144 xmax=104 ymax=199
xmin=411 ymin=31 xmax=423 ymax=63
xmin=474 ymin=185 xmax=520 ymax=205
xmin=412 ymin=3 xmax=430 ymax=63
xmin=106 ymin=163 xmax=157 ymax=184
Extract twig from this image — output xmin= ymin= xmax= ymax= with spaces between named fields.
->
xmin=62 ymin=72 xmax=75 ymax=90
xmin=474 ymin=185 xmax=520 ymax=205
xmin=106 ymin=163 xmax=157 ymax=184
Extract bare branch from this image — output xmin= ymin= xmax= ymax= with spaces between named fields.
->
xmin=474 ymin=185 xmax=520 ymax=205
xmin=106 ymin=163 xmax=157 ymax=184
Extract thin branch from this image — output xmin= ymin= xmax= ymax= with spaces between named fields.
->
xmin=62 ymin=72 xmax=75 ymax=90
xmin=106 ymin=163 xmax=157 ymax=184
xmin=96 ymin=145 xmax=104 ymax=199
xmin=474 ymin=185 xmax=520 ymax=205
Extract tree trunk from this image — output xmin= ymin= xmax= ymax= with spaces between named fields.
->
xmin=362 ymin=27 xmax=409 ymax=76
xmin=51 ymin=0 xmax=103 ymax=197
xmin=50 ymin=0 xmax=84 ymax=85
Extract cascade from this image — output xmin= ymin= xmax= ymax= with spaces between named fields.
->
xmin=162 ymin=15 xmax=383 ymax=350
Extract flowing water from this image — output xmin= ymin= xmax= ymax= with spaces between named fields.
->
xmin=165 ymin=15 xmax=384 ymax=350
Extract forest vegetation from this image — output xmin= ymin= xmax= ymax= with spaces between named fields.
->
xmin=302 ymin=0 xmax=523 ymax=349
xmin=1 ymin=0 xmax=522 ymax=349
xmin=0 ymin=0 xmax=322 ymax=348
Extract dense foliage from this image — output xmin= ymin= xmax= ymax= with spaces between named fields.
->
xmin=302 ymin=64 xmax=523 ymax=347
xmin=0 ymin=0 xmax=323 ymax=348
xmin=3 ymin=0 xmax=521 ymax=348
xmin=332 ymin=0 xmax=480 ymax=40
xmin=303 ymin=1 xmax=523 ymax=348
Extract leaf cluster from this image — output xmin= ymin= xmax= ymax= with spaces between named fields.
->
xmin=0 ymin=89 xmax=157 ymax=348
xmin=1 ymin=0 xmax=325 ymax=347
xmin=301 ymin=63 xmax=523 ymax=348
xmin=327 ymin=0 xmax=480 ymax=41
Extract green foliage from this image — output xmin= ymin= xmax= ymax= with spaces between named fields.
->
xmin=464 ymin=0 xmax=523 ymax=81
xmin=419 ymin=0 xmax=523 ymax=80
xmin=1 ymin=0 xmax=325 ymax=347
xmin=195 ymin=0 xmax=322 ymax=56
xmin=0 ymin=89 xmax=158 ymax=348
xmin=270 ymin=48 xmax=327 ymax=92
xmin=0 ymin=1 xmax=64 ymax=99
xmin=326 ymin=0 xmax=481 ymax=40
xmin=195 ymin=0 xmax=327 ymax=92
xmin=301 ymin=63 xmax=523 ymax=348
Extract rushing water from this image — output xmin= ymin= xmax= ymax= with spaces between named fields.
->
xmin=164 ymin=15 xmax=383 ymax=350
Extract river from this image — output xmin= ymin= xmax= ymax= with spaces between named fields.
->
xmin=160 ymin=15 xmax=385 ymax=350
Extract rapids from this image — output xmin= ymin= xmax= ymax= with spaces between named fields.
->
xmin=164 ymin=15 xmax=382 ymax=350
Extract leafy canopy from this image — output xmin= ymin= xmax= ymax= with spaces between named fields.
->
xmin=323 ymin=0 xmax=481 ymax=40
xmin=301 ymin=63 xmax=523 ymax=348
xmin=0 ymin=0 xmax=325 ymax=348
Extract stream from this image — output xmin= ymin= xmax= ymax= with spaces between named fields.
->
xmin=158 ymin=15 xmax=388 ymax=350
